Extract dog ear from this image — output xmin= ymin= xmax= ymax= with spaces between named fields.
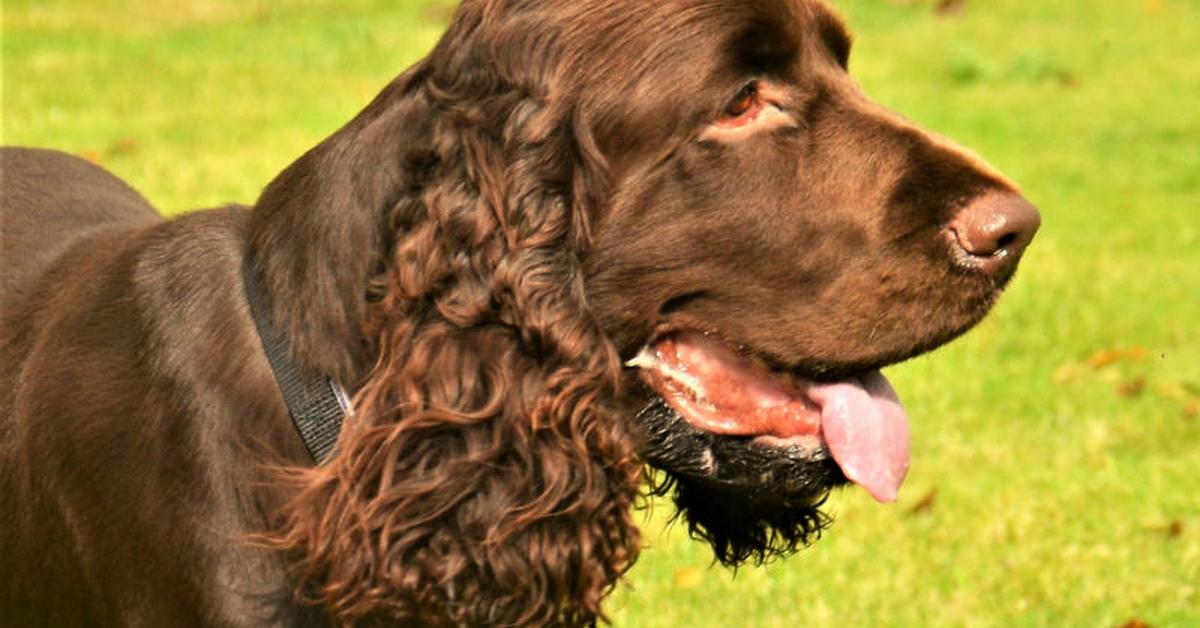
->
xmin=248 ymin=64 xmax=435 ymax=386
xmin=252 ymin=12 xmax=644 ymax=624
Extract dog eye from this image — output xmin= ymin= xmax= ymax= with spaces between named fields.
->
xmin=716 ymin=81 xmax=764 ymax=128
xmin=723 ymin=82 xmax=758 ymax=118
xmin=702 ymin=79 xmax=794 ymax=142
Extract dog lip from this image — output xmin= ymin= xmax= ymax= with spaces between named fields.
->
xmin=624 ymin=334 xmax=890 ymax=440
xmin=633 ymin=307 xmax=911 ymax=379
xmin=622 ymin=322 xmax=904 ymax=384
xmin=625 ymin=330 xmax=828 ymax=439
xmin=629 ymin=341 xmax=823 ymax=439
xmin=749 ymin=433 xmax=825 ymax=453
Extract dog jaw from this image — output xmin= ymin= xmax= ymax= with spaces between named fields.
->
xmin=628 ymin=330 xmax=909 ymax=503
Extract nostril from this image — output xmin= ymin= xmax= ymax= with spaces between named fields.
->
xmin=995 ymin=232 xmax=1017 ymax=250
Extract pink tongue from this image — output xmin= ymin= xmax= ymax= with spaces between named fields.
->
xmin=808 ymin=373 xmax=910 ymax=503
xmin=639 ymin=332 xmax=910 ymax=503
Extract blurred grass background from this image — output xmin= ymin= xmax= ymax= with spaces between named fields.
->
xmin=3 ymin=0 xmax=1198 ymax=626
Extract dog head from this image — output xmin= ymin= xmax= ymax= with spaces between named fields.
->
xmin=573 ymin=0 xmax=1040 ymax=564
xmin=253 ymin=0 xmax=1038 ymax=624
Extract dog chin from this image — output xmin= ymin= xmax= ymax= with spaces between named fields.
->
xmin=636 ymin=398 xmax=842 ymax=566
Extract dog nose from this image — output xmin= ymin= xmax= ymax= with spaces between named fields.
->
xmin=947 ymin=192 xmax=1041 ymax=279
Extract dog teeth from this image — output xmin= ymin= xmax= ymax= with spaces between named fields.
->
xmin=626 ymin=346 xmax=711 ymax=408
xmin=624 ymin=346 xmax=657 ymax=369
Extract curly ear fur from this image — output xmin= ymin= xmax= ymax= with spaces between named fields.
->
xmin=251 ymin=4 xmax=643 ymax=625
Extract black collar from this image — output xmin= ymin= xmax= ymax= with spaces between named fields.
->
xmin=242 ymin=261 xmax=348 ymax=464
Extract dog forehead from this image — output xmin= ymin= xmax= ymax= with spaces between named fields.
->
xmin=464 ymin=0 xmax=847 ymax=100
xmin=585 ymin=0 xmax=852 ymax=96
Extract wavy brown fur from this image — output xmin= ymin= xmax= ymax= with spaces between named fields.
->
xmin=252 ymin=4 xmax=643 ymax=625
xmin=266 ymin=324 xmax=640 ymax=626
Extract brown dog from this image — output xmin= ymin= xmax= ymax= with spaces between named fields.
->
xmin=1 ymin=1 xmax=1039 ymax=625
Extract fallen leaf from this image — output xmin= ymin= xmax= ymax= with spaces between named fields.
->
xmin=105 ymin=137 xmax=140 ymax=157
xmin=1184 ymin=401 xmax=1198 ymax=420
xmin=1116 ymin=377 xmax=1146 ymax=399
xmin=1089 ymin=348 xmax=1125 ymax=369
xmin=672 ymin=566 xmax=704 ymax=589
xmin=1088 ymin=347 xmax=1149 ymax=369
xmin=934 ymin=0 xmax=966 ymax=16
xmin=907 ymin=489 xmax=937 ymax=515
xmin=1120 ymin=618 xmax=1152 ymax=628
xmin=1056 ymin=72 xmax=1081 ymax=88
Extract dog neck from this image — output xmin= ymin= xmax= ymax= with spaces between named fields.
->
xmin=242 ymin=258 xmax=350 ymax=463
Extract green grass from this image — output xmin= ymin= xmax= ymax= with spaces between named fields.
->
xmin=4 ymin=0 xmax=1198 ymax=625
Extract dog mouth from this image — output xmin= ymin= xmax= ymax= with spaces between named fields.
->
xmin=627 ymin=330 xmax=910 ymax=503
